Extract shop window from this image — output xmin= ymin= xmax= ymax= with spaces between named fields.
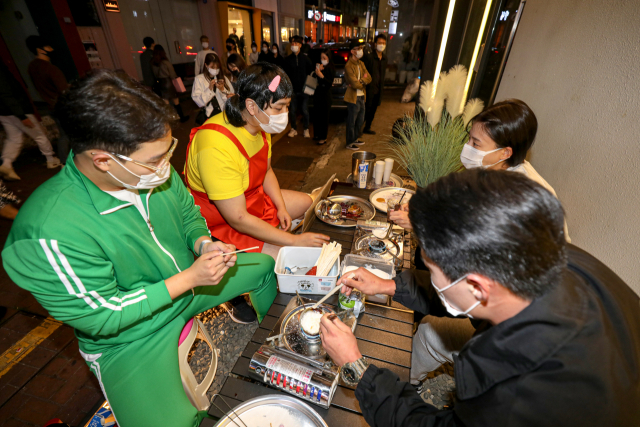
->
xmin=262 ymin=13 xmax=273 ymax=44
xmin=281 ymin=16 xmax=300 ymax=43
xmin=228 ymin=7 xmax=253 ymax=62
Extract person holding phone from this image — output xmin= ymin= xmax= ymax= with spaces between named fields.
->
xmin=192 ymin=53 xmax=234 ymax=124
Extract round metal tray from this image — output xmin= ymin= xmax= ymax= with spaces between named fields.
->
xmin=369 ymin=187 xmax=416 ymax=213
xmin=280 ymin=303 xmax=335 ymax=360
xmin=314 ymin=195 xmax=376 ymax=228
xmin=214 ymin=394 xmax=328 ymax=427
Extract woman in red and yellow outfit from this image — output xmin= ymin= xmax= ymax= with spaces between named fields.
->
xmin=185 ymin=63 xmax=329 ymax=322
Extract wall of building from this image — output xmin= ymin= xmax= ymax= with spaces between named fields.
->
xmin=495 ymin=0 xmax=640 ymax=292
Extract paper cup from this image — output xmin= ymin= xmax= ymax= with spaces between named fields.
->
xmin=383 ymin=158 xmax=394 ymax=183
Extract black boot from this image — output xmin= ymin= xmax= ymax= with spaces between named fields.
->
xmin=174 ymin=103 xmax=190 ymax=123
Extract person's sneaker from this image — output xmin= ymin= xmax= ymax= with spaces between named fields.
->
xmin=222 ymin=296 xmax=257 ymax=324
xmin=47 ymin=157 xmax=62 ymax=169
xmin=0 ymin=165 xmax=20 ymax=181
xmin=303 ymin=129 xmax=310 ymax=138
xmin=354 ymin=140 xmax=365 ymax=145
xmin=363 ymin=129 xmax=376 ymax=135
xmin=346 ymin=143 xmax=359 ymax=150
xmin=288 ymin=129 xmax=298 ymax=138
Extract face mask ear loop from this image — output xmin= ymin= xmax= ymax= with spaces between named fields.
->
xmin=106 ymin=154 xmax=142 ymax=179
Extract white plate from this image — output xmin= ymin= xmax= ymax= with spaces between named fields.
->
xmin=214 ymin=394 xmax=327 ymax=427
xmin=369 ymin=187 xmax=415 ymax=212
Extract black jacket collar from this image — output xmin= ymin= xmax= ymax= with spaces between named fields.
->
xmin=454 ymin=269 xmax=589 ymax=400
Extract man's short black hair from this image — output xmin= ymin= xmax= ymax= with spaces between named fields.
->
xmin=200 ymin=35 xmax=208 ymax=42
xmin=291 ymin=35 xmax=304 ymax=44
xmin=226 ymin=37 xmax=237 ymax=46
xmin=143 ymin=37 xmax=154 ymax=49
xmin=409 ymin=169 xmax=568 ymax=300
xmin=26 ymin=35 xmax=47 ymax=55
xmin=472 ymin=99 xmax=538 ymax=167
xmin=56 ymin=69 xmax=177 ymax=155
xmin=375 ymin=34 xmax=387 ymax=42
xmin=224 ymin=62 xmax=293 ymax=127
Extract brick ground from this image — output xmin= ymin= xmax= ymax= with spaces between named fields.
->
xmin=0 ymin=96 xmax=350 ymax=426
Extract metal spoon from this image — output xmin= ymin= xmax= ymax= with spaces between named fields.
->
xmin=327 ymin=203 xmax=342 ymax=220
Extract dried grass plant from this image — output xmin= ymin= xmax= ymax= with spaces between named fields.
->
xmin=390 ymin=65 xmax=484 ymax=188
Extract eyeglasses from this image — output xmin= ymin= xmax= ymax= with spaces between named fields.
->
xmin=110 ymin=137 xmax=177 ymax=176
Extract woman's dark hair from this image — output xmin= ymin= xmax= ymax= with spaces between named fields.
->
xmin=56 ymin=69 xmax=177 ymax=155
xmin=262 ymin=41 xmax=270 ymax=49
xmin=471 ymin=99 xmax=538 ymax=167
xmin=409 ymin=169 xmax=567 ymax=301
xmin=319 ymin=48 xmax=335 ymax=71
xmin=227 ymin=54 xmax=247 ymax=73
xmin=251 ymin=41 xmax=257 ymax=48
xmin=226 ymin=37 xmax=237 ymax=47
xmin=271 ymin=44 xmax=280 ymax=55
xmin=151 ymin=45 xmax=168 ymax=65
xmin=224 ymin=62 xmax=293 ymax=127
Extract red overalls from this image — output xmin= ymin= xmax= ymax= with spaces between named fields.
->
xmin=185 ymin=124 xmax=279 ymax=252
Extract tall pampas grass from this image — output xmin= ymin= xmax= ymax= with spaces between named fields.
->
xmin=389 ymin=64 xmax=485 ymax=187
xmin=462 ymin=98 xmax=485 ymax=126
xmin=444 ymin=65 xmax=468 ymax=118
xmin=390 ymin=111 xmax=468 ymax=188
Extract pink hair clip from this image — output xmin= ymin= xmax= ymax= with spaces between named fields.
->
xmin=268 ymin=75 xmax=281 ymax=92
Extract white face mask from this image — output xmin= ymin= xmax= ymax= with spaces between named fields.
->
xmin=291 ymin=45 xmax=300 ymax=53
xmin=107 ymin=155 xmax=171 ymax=190
xmin=202 ymin=42 xmax=209 ymax=49
xmin=321 ymin=59 xmax=329 ymax=66
xmin=262 ymin=47 xmax=268 ymax=53
xmin=208 ymin=67 xmax=219 ymax=77
xmin=272 ymin=49 xmax=278 ymax=55
xmin=460 ymin=144 xmax=506 ymax=169
xmin=252 ymin=46 xmax=257 ymax=52
xmin=376 ymin=44 xmax=386 ymax=52
xmin=254 ymin=105 xmax=288 ymax=134
xmin=355 ymin=49 xmax=364 ymax=59
xmin=431 ymin=275 xmax=481 ymax=318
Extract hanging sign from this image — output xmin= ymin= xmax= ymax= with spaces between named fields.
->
xmin=314 ymin=11 xmax=321 ymax=21
xmin=103 ymin=0 xmax=119 ymax=12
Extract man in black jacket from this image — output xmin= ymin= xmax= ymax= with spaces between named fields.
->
xmin=362 ymin=34 xmax=388 ymax=135
xmin=283 ymin=35 xmax=313 ymax=138
xmin=321 ymin=169 xmax=640 ymax=427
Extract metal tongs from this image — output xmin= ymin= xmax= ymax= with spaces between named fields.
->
xmin=210 ymin=394 xmax=248 ymax=427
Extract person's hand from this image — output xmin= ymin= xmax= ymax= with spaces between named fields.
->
xmin=389 ymin=204 xmax=412 ymax=230
xmin=185 ymin=250 xmax=230 ymax=288
xmin=21 ymin=118 xmax=34 ymax=128
xmin=277 ymin=208 xmax=292 ymax=232
xmin=208 ymin=79 xmax=216 ymax=91
xmin=201 ymin=241 xmax=237 ymax=268
xmin=216 ymin=79 xmax=225 ymax=91
xmin=294 ymin=232 xmax=330 ymax=247
xmin=338 ymin=267 xmax=396 ymax=297
xmin=320 ymin=314 xmax=362 ymax=365
xmin=316 ymin=68 xmax=324 ymax=79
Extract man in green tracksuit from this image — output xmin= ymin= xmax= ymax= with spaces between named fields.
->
xmin=2 ymin=70 xmax=277 ymax=427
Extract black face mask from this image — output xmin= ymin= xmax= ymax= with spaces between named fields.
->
xmin=226 ymin=45 xmax=233 ymax=52
xmin=230 ymin=69 xmax=239 ymax=76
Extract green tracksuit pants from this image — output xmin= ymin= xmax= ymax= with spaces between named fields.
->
xmin=82 ymin=254 xmax=277 ymax=427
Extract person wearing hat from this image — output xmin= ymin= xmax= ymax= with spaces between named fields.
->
xmin=344 ymin=39 xmax=371 ymax=150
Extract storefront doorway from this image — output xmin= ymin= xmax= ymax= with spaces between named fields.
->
xmin=228 ymin=7 xmax=253 ymax=62
xmin=261 ymin=13 xmax=274 ymax=45
xmin=118 ymin=0 xmax=203 ymax=80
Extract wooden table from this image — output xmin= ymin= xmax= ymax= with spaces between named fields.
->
xmin=201 ymin=293 xmax=414 ymax=426
xmin=200 ymin=183 xmax=414 ymax=426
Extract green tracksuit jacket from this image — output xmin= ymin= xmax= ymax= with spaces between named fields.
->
xmin=2 ymin=157 xmax=211 ymax=355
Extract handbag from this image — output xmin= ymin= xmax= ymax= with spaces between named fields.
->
xmin=195 ymin=98 xmax=222 ymax=126
xmin=303 ymin=74 xmax=318 ymax=96
xmin=172 ymin=77 xmax=186 ymax=93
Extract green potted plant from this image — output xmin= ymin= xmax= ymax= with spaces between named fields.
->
xmin=390 ymin=65 xmax=484 ymax=188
